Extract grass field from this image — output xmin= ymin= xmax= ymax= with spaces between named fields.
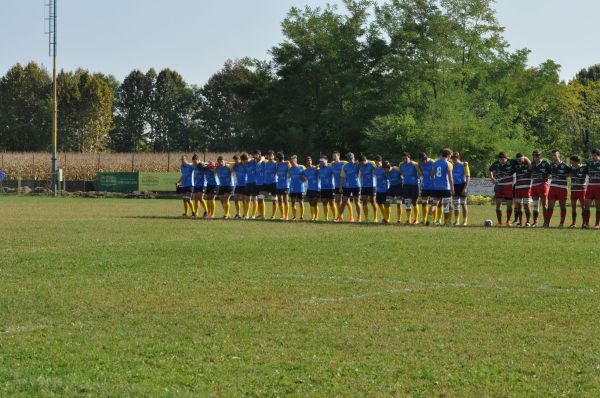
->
xmin=2 ymin=197 xmax=600 ymax=397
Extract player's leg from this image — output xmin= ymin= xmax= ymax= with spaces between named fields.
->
xmin=514 ymin=198 xmax=523 ymax=226
xmin=413 ymin=191 xmax=420 ymax=224
xmin=361 ymin=194 xmax=369 ymax=221
xmin=290 ymin=194 xmax=298 ymax=220
xmin=495 ymin=197 xmax=503 ymax=225
xmin=354 ymin=191 xmax=363 ymax=223
xmin=182 ymin=188 xmax=193 ymax=217
xmin=570 ymin=193 xmax=579 ymax=228
xmin=442 ymin=196 xmax=452 ymax=225
xmin=221 ymin=191 xmax=231 ymax=219
xmin=505 ymin=192 xmax=513 ymax=226
xmin=336 ymin=193 xmax=350 ymax=222
xmin=453 ymin=195 xmax=461 ymax=225
xmin=461 ymin=195 xmax=469 ymax=226
xmin=370 ymin=194 xmax=378 ymax=223
xmin=545 ymin=191 xmax=556 ymax=227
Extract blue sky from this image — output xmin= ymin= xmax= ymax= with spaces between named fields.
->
xmin=1 ymin=0 xmax=598 ymax=85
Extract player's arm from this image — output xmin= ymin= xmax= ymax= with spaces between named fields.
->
xmin=414 ymin=162 xmax=423 ymax=178
xmin=464 ymin=162 xmax=471 ymax=194
xmin=340 ymin=166 xmax=346 ymax=188
xmin=447 ymin=162 xmax=455 ymax=194
xmin=487 ymin=165 xmax=496 ymax=183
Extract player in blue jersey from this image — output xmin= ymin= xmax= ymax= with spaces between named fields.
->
xmin=215 ymin=155 xmax=235 ymax=219
xmin=247 ymin=150 xmax=264 ymax=219
xmin=318 ymin=156 xmax=336 ymax=221
xmin=428 ymin=148 xmax=455 ymax=226
xmin=275 ymin=152 xmax=291 ymax=220
xmin=191 ymin=154 xmax=208 ymax=218
xmin=399 ymin=153 xmax=423 ymax=224
xmin=177 ymin=155 xmax=195 ymax=217
xmin=261 ymin=150 xmax=279 ymax=219
xmin=204 ymin=160 xmax=219 ymax=218
xmin=331 ymin=151 xmax=347 ymax=220
xmin=303 ymin=156 xmax=321 ymax=221
xmin=336 ymin=152 xmax=362 ymax=223
xmin=359 ymin=154 xmax=379 ymax=222
xmin=233 ymin=154 xmax=250 ymax=219
xmin=374 ymin=156 xmax=390 ymax=224
xmin=451 ymin=152 xmax=471 ymax=226
xmin=288 ymin=155 xmax=306 ymax=221
xmin=385 ymin=161 xmax=404 ymax=223
xmin=419 ymin=153 xmax=436 ymax=224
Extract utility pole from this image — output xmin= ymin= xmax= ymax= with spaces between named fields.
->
xmin=46 ymin=0 xmax=58 ymax=197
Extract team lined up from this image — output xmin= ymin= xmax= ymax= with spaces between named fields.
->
xmin=177 ymin=148 xmax=470 ymax=225
xmin=488 ymin=148 xmax=600 ymax=229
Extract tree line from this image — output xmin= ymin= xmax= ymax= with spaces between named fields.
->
xmin=1 ymin=0 xmax=599 ymax=174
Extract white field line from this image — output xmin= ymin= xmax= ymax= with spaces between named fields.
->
xmin=0 ymin=324 xmax=49 ymax=335
xmin=274 ymin=274 xmax=596 ymax=304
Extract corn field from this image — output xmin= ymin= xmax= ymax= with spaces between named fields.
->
xmin=0 ymin=152 xmax=236 ymax=181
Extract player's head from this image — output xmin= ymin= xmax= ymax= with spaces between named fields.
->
xmin=305 ymin=155 xmax=313 ymax=167
xmin=358 ymin=154 xmax=367 ymax=164
xmin=402 ymin=152 xmax=411 ymax=163
xmin=419 ymin=152 xmax=428 ymax=162
xmin=551 ymin=149 xmax=561 ymax=162
xmin=240 ymin=152 xmax=249 ymax=163
xmin=382 ymin=160 xmax=391 ymax=170
xmin=498 ymin=152 xmax=508 ymax=164
xmin=346 ymin=152 xmax=355 ymax=162
xmin=319 ymin=155 xmax=328 ymax=166
xmin=180 ymin=155 xmax=188 ymax=164
xmin=216 ymin=155 xmax=225 ymax=166
xmin=532 ymin=149 xmax=542 ymax=161
xmin=253 ymin=150 xmax=262 ymax=161
xmin=373 ymin=155 xmax=382 ymax=166
xmin=569 ymin=155 xmax=581 ymax=167
xmin=515 ymin=153 xmax=524 ymax=164
xmin=451 ymin=152 xmax=461 ymax=163
xmin=191 ymin=153 xmax=200 ymax=164
xmin=267 ymin=150 xmax=275 ymax=161
xmin=441 ymin=148 xmax=452 ymax=159
xmin=233 ymin=154 xmax=240 ymax=164
xmin=592 ymin=148 xmax=600 ymax=160
xmin=276 ymin=152 xmax=285 ymax=162
xmin=290 ymin=154 xmax=298 ymax=166
xmin=332 ymin=151 xmax=341 ymax=161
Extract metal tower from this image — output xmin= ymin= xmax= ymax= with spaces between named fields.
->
xmin=46 ymin=0 xmax=58 ymax=197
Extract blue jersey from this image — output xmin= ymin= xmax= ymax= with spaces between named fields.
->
xmin=289 ymin=165 xmax=306 ymax=193
xmin=276 ymin=162 xmax=290 ymax=190
xmin=318 ymin=165 xmax=335 ymax=190
xmin=359 ymin=161 xmax=376 ymax=188
xmin=400 ymin=161 xmax=421 ymax=186
xmin=234 ymin=163 xmax=248 ymax=187
xmin=452 ymin=162 xmax=470 ymax=185
xmin=255 ymin=161 xmax=265 ymax=186
xmin=387 ymin=167 xmax=402 ymax=187
xmin=433 ymin=159 xmax=453 ymax=191
xmin=216 ymin=163 xmax=234 ymax=187
xmin=180 ymin=164 xmax=194 ymax=188
xmin=193 ymin=165 xmax=205 ymax=188
xmin=246 ymin=160 xmax=258 ymax=184
xmin=303 ymin=166 xmax=320 ymax=191
xmin=342 ymin=162 xmax=361 ymax=188
xmin=205 ymin=169 xmax=219 ymax=186
xmin=332 ymin=161 xmax=347 ymax=189
xmin=263 ymin=161 xmax=277 ymax=185
xmin=420 ymin=159 xmax=435 ymax=190
xmin=375 ymin=166 xmax=389 ymax=193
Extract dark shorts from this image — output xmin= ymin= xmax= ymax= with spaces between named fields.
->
xmin=387 ymin=184 xmax=402 ymax=198
xmin=290 ymin=192 xmax=304 ymax=199
xmin=421 ymin=189 xmax=435 ymax=198
xmin=402 ymin=184 xmax=420 ymax=200
xmin=433 ymin=189 xmax=452 ymax=199
xmin=494 ymin=184 xmax=513 ymax=200
xmin=192 ymin=186 xmax=205 ymax=194
xmin=180 ymin=186 xmax=193 ymax=194
xmin=219 ymin=186 xmax=233 ymax=195
xmin=321 ymin=189 xmax=334 ymax=200
xmin=334 ymin=186 xmax=343 ymax=195
xmin=361 ymin=187 xmax=375 ymax=197
xmin=276 ymin=188 xmax=289 ymax=196
xmin=205 ymin=185 xmax=218 ymax=195
xmin=454 ymin=184 xmax=467 ymax=198
xmin=235 ymin=185 xmax=247 ymax=196
xmin=306 ymin=190 xmax=320 ymax=199
xmin=343 ymin=187 xmax=361 ymax=197
xmin=262 ymin=183 xmax=277 ymax=195
xmin=376 ymin=192 xmax=388 ymax=205
xmin=246 ymin=183 xmax=258 ymax=196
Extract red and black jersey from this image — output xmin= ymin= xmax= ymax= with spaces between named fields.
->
xmin=571 ymin=166 xmax=588 ymax=192
xmin=531 ymin=159 xmax=551 ymax=187
xmin=514 ymin=162 xmax=532 ymax=190
xmin=549 ymin=162 xmax=571 ymax=189
xmin=587 ymin=160 xmax=600 ymax=187
xmin=489 ymin=160 xmax=516 ymax=186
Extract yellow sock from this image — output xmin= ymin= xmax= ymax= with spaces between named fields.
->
xmin=285 ymin=203 xmax=290 ymax=219
xmin=243 ymin=201 xmax=250 ymax=218
xmin=433 ymin=207 xmax=438 ymax=222
xmin=438 ymin=208 xmax=444 ymax=223
xmin=386 ymin=206 xmax=392 ymax=222
xmin=313 ymin=205 xmax=319 ymax=220
xmin=348 ymin=204 xmax=354 ymax=220
xmin=422 ymin=204 xmax=428 ymax=223
xmin=406 ymin=210 xmax=412 ymax=223
xmin=324 ymin=204 xmax=330 ymax=220
xmin=252 ymin=202 xmax=259 ymax=217
xmin=212 ymin=199 xmax=217 ymax=216
xmin=183 ymin=201 xmax=189 ymax=216
xmin=364 ymin=204 xmax=369 ymax=220
xmin=292 ymin=204 xmax=297 ymax=219
xmin=300 ymin=205 xmax=305 ymax=220
xmin=223 ymin=201 xmax=230 ymax=217
xmin=397 ymin=205 xmax=403 ymax=222
xmin=234 ymin=201 xmax=241 ymax=216
xmin=333 ymin=203 xmax=339 ymax=219
xmin=261 ymin=201 xmax=266 ymax=218
xmin=271 ymin=202 xmax=278 ymax=218
xmin=414 ymin=204 xmax=420 ymax=223
xmin=463 ymin=216 xmax=468 ymax=225
xmin=372 ymin=203 xmax=378 ymax=222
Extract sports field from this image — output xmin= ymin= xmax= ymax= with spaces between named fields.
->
xmin=1 ymin=197 xmax=600 ymax=396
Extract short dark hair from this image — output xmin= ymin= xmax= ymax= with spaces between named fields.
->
xmin=382 ymin=160 xmax=391 ymax=168
xmin=240 ymin=152 xmax=249 ymax=161
xmin=332 ymin=150 xmax=340 ymax=156
xmin=441 ymin=148 xmax=452 ymax=158
xmin=276 ymin=152 xmax=285 ymax=161
xmin=233 ymin=155 xmax=239 ymax=161
xmin=452 ymin=152 xmax=460 ymax=159
xmin=192 ymin=153 xmax=199 ymax=161
xmin=374 ymin=155 xmax=382 ymax=162
xmin=498 ymin=152 xmax=507 ymax=159
xmin=254 ymin=149 xmax=262 ymax=156
xmin=358 ymin=154 xmax=367 ymax=162
xmin=551 ymin=149 xmax=560 ymax=155
xmin=419 ymin=152 xmax=428 ymax=161
xmin=267 ymin=150 xmax=275 ymax=156
xmin=592 ymin=148 xmax=600 ymax=156
xmin=217 ymin=155 xmax=224 ymax=162
xmin=515 ymin=153 xmax=523 ymax=159
xmin=570 ymin=155 xmax=581 ymax=163
xmin=402 ymin=152 xmax=411 ymax=158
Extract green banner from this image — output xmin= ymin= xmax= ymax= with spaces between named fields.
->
xmin=139 ymin=172 xmax=179 ymax=192
xmin=97 ymin=172 xmax=138 ymax=192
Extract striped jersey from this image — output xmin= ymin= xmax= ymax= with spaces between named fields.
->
xmin=571 ymin=166 xmax=588 ymax=192
xmin=549 ymin=162 xmax=571 ymax=189
xmin=489 ymin=160 xmax=516 ymax=186
xmin=587 ymin=160 xmax=600 ymax=187
xmin=531 ymin=159 xmax=551 ymax=187
xmin=513 ymin=162 xmax=532 ymax=190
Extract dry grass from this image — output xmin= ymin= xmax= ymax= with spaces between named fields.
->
xmin=0 ymin=152 xmax=236 ymax=180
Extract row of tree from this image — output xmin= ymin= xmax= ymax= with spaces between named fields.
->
xmin=0 ymin=0 xmax=599 ymax=173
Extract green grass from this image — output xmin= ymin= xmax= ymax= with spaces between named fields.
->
xmin=1 ymin=197 xmax=600 ymax=397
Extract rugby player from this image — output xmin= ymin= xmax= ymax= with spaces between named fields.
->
xmin=204 ymin=161 xmax=219 ymax=218
xmin=584 ymin=148 xmax=600 ymax=230
xmin=374 ymin=156 xmax=390 ymax=224
xmin=288 ymin=155 xmax=306 ymax=221
xmin=246 ymin=150 xmax=262 ymax=219
xmin=488 ymin=152 xmax=516 ymax=226
xmin=530 ymin=149 xmax=551 ymax=227
xmin=451 ymin=152 xmax=470 ymax=226
xmin=191 ymin=154 xmax=208 ymax=218
xmin=428 ymin=148 xmax=454 ymax=226
xmin=275 ymin=152 xmax=291 ymax=220
xmin=545 ymin=149 xmax=571 ymax=228
xmin=303 ymin=156 xmax=321 ymax=221
xmin=419 ymin=153 xmax=436 ymax=225
xmin=512 ymin=153 xmax=533 ymax=227
xmin=318 ymin=156 xmax=335 ymax=221
xmin=332 ymin=151 xmax=347 ymax=220
xmin=253 ymin=151 xmax=267 ymax=219
xmin=261 ymin=150 xmax=278 ymax=219
xmin=385 ymin=161 xmax=403 ymax=223
xmin=399 ymin=152 xmax=422 ymax=224
xmin=177 ymin=155 xmax=194 ymax=217
xmin=336 ymin=152 xmax=362 ymax=223
xmin=215 ymin=155 xmax=235 ymax=219
xmin=358 ymin=154 xmax=379 ymax=222
xmin=569 ymin=155 xmax=587 ymax=228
